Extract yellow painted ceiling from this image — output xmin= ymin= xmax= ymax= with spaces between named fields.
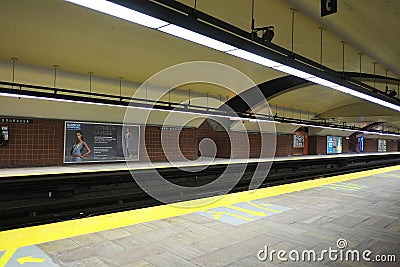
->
xmin=0 ymin=0 xmax=399 ymax=127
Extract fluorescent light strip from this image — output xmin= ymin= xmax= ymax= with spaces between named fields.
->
xmin=65 ymin=0 xmax=168 ymax=28
xmin=272 ymin=65 xmax=315 ymax=79
xmin=0 ymin=92 xmax=263 ymax=122
xmin=292 ymin=122 xmax=400 ymax=137
xmin=291 ymin=122 xmax=358 ymax=132
xmin=158 ymin=24 xmax=237 ymax=52
xmin=3 ymin=92 xmax=399 ymax=136
xmin=334 ymin=86 xmax=400 ymax=111
xmin=305 ymin=77 xmax=339 ymax=88
xmin=64 ymin=0 xmax=400 ymax=113
xmin=227 ymin=49 xmax=281 ymax=68
xmin=361 ymin=131 xmax=400 ymax=138
xmin=304 ymin=77 xmax=400 ymax=112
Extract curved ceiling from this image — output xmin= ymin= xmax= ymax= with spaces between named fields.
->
xmin=224 ymin=72 xmax=400 ymax=129
xmin=0 ymin=0 xmax=398 ymax=130
xmin=285 ymin=0 xmax=400 ymax=76
xmin=226 ymin=73 xmax=400 ymax=112
xmin=0 ymin=0 xmax=283 ymax=95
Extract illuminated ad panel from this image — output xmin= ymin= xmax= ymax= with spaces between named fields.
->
xmin=64 ymin=121 xmax=140 ymax=163
xmin=327 ymin=136 xmax=342 ymax=154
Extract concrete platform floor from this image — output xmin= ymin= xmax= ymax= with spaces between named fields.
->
xmin=27 ymin=169 xmax=400 ymax=266
xmin=0 ymin=167 xmax=400 ymax=267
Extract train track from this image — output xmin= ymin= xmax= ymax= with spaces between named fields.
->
xmin=0 ymin=154 xmax=399 ymax=230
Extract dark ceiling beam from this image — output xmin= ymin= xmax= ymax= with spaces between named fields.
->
xmin=225 ymin=76 xmax=308 ymax=113
xmin=360 ymin=121 xmax=385 ymax=131
xmin=344 ymin=72 xmax=400 ymax=84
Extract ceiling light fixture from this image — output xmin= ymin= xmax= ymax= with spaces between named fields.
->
xmin=305 ymin=77 xmax=339 ymax=88
xmin=65 ymin=0 xmax=168 ymax=28
xmin=226 ymin=49 xmax=281 ymax=68
xmin=291 ymin=122 xmax=358 ymax=132
xmin=2 ymin=90 xmax=398 ymax=137
xmin=158 ymin=24 xmax=237 ymax=52
xmin=0 ymin=92 xmax=254 ymax=122
xmin=273 ymin=65 xmax=315 ymax=79
xmin=289 ymin=121 xmax=400 ymax=138
xmin=334 ymin=86 xmax=400 ymax=111
xmin=361 ymin=130 xmax=400 ymax=138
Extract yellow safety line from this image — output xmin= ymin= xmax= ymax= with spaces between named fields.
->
xmin=0 ymin=165 xmax=399 ymax=251
xmin=0 ymin=247 xmax=17 ymax=267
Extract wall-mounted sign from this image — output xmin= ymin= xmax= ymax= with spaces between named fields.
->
xmin=0 ymin=126 xmax=9 ymax=146
xmin=378 ymin=139 xmax=387 ymax=152
xmin=293 ymin=134 xmax=305 ymax=148
xmin=327 ymin=136 xmax=342 ymax=154
xmin=160 ymin=126 xmax=183 ymax=131
xmin=358 ymin=136 xmax=364 ymax=152
xmin=321 ymin=0 xmax=337 ymax=17
xmin=0 ymin=118 xmax=33 ymax=124
xmin=64 ymin=121 xmax=140 ymax=163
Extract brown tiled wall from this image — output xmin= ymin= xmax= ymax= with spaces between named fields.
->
xmin=3 ymin=118 xmax=395 ymax=168
xmin=308 ymin=136 xmax=327 ymax=155
xmin=229 ymin=132 xmax=250 ymax=158
xmin=386 ymin=140 xmax=398 ymax=152
xmin=308 ymin=136 xmax=354 ymax=155
xmin=342 ymin=138 xmax=349 ymax=154
xmin=275 ymin=134 xmax=293 ymax=156
xmin=260 ymin=133 xmax=277 ymax=158
xmin=223 ymin=132 xmax=277 ymax=158
xmin=363 ymin=139 xmax=378 ymax=153
xmin=362 ymin=139 xmax=398 ymax=153
xmin=308 ymin=136 xmax=317 ymax=155
xmin=230 ymin=132 xmax=260 ymax=158
xmin=142 ymin=126 xmax=198 ymax=162
xmin=0 ymin=120 xmax=64 ymax=167
xmin=198 ymin=121 xmax=230 ymax=158
xmin=197 ymin=121 xmax=277 ymax=158
xmin=348 ymin=134 xmax=358 ymax=152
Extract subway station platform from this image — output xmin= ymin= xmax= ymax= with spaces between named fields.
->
xmin=0 ymin=165 xmax=399 ymax=266
xmin=1 ymin=152 xmax=399 ymax=178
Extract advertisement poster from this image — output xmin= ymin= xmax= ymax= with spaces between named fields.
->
xmin=1 ymin=126 xmax=8 ymax=141
xmin=378 ymin=139 xmax=387 ymax=152
xmin=327 ymin=136 xmax=342 ymax=154
xmin=358 ymin=136 xmax=364 ymax=152
xmin=1 ymin=126 xmax=9 ymax=146
xmin=293 ymin=134 xmax=305 ymax=148
xmin=64 ymin=121 xmax=140 ymax=163
xmin=336 ymin=137 xmax=343 ymax=153
xmin=327 ymin=136 xmax=334 ymax=154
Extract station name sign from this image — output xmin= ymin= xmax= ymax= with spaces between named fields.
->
xmin=160 ymin=126 xmax=183 ymax=131
xmin=0 ymin=118 xmax=33 ymax=124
